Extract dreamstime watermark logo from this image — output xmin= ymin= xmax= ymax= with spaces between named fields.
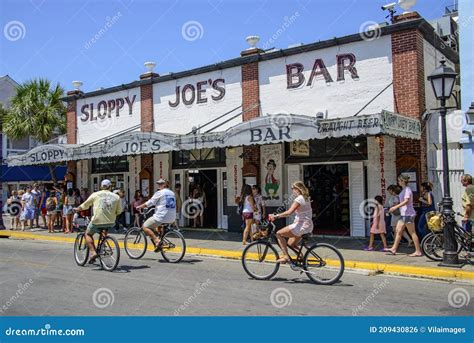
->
xmin=440 ymin=15 xmax=474 ymax=50
xmin=448 ymin=288 xmax=470 ymax=308
xmin=174 ymin=279 xmax=212 ymax=315
xmin=270 ymin=287 xmax=292 ymax=308
xmin=181 ymin=20 xmax=204 ymax=42
xmin=4 ymin=20 xmax=26 ymax=41
xmin=359 ymin=21 xmax=381 ymax=42
xmin=181 ymin=199 xmax=204 ymax=219
xmin=446 ymin=111 xmax=466 ymax=132
xmin=3 ymin=200 xmax=22 ymax=216
xmin=91 ymin=115 xmax=115 ymax=131
xmin=269 ymin=112 xmax=294 ymax=131
xmin=359 ymin=198 xmax=378 ymax=220
xmin=84 ymin=12 xmax=122 ymax=50
xmin=352 ymin=279 xmax=389 ymax=315
xmin=0 ymin=279 xmax=34 ymax=314
xmin=262 ymin=12 xmax=300 ymax=50
xmin=92 ymin=288 xmax=115 ymax=309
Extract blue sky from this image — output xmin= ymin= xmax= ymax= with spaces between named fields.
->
xmin=1 ymin=0 xmax=456 ymax=92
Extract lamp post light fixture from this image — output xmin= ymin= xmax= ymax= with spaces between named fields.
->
xmin=427 ymin=59 xmax=459 ymax=267
xmin=72 ymin=80 xmax=83 ymax=91
xmin=466 ymin=102 xmax=474 ymax=125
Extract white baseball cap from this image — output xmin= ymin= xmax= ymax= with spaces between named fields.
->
xmin=101 ymin=179 xmax=112 ymax=188
xmin=156 ymin=178 xmax=167 ymax=184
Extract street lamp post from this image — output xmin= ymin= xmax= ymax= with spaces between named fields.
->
xmin=427 ymin=60 xmax=459 ymax=266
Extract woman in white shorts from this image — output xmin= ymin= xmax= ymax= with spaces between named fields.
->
xmin=269 ymin=181 xmax=313 ymax=264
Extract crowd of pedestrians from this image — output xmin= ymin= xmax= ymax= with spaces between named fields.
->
xmin=364 ymin=173 xmax=473 ymax=256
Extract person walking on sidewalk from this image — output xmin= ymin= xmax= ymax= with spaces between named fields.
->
xmin=241 ymin=184 xmax=256 ymax=245
xmin=45 ymin=191 xmax=58 ymax=233
xmin=364 ymin=195 xmax=388 ymax=251
xmin=417 ymin=181 xmax=435 ymax=239
xmin=461 ymin=174 xmax=474 ymax=234
xmin=386 ymin=185 xmax=413 ymax=246
xmin=74 ymin=179 xmax=122 ymax=264
xmin=31 ymin=183 xmax=42 ymax=228
xmin=131 ymin=190 xmax=144 ymax=228
xmin=386 ymin=174 xmax=422 ymax=257
xmin=20 ymin=186 xmax=35 ymax=231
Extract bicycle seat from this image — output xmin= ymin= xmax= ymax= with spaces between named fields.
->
xmin=301 ymin=233 xmax=312 ymax=241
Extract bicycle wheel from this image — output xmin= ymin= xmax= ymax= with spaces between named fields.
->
xmin=304 ymin=243 xmax=344 ymax=285
xmin=98 ymin=236 xmax=120 ymax=271
xmin=421 ymin=232 xmax=444 ymax=261
xmin=74 ymin=233 xmax=89 ymax=266
xmin=124 ymin=227 xmax=147 ymax=259
xmin=242 ymin=241 xmax=280 ymax=280
xmin=160 ymin=230 xmax=186 ymax=263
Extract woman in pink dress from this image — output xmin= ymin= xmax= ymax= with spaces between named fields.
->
xmin=364 ymin=195 xmax=388 ymax=251
xmin=269 ymin=181 xmax=313 ymax=263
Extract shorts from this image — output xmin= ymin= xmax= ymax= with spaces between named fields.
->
xmin=143 ymin=217 xmax=165 ymax=230
xmin=46 ymin=211 xmax=56 ymax=216
xmin=290 ymin=222 xmax=313 ymax=237
xmin=86 ymin=223 xmax=113 ymax=235
xmin=399 ymin=216 xmax=415 ymax=224
xmin=242 ymin=212 xmax=253 ymax=220
xmin=41 ymin=208 xmax=47 ymax=216
xmin=21 ymin=208 xmax=35 ymax=221
xmin=64 ymin=206 xmax=74 ymax=216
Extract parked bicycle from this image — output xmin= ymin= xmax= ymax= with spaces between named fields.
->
xmin=73 ymin=214 xmax=121 ymax=271
xmin=124 ymin=208 xmax=186 ymax=263
xmin=421 ymin=210 xmax=472 ymax=262
xmin=242 ymin=220 xmax=344 ymax=285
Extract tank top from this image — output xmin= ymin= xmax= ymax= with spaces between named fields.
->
xmin=242 ymin=196 xmax=253 ymax=213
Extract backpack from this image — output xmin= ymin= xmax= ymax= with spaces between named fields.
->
xmin=46 ymin=198 xmax=56 ymax=212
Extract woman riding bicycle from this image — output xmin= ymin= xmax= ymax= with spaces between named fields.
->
xmin=269 ymin=181 xmax=313 ymax=264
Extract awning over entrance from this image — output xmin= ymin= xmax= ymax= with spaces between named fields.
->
xmin=6 ymin=111 xmax=421 ymax=167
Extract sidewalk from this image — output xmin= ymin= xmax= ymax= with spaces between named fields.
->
xmin=1 ymin=225 xmax=473 ymax=282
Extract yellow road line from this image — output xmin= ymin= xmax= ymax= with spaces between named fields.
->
xmin=1 ymin=230 xmax=473 ymax=281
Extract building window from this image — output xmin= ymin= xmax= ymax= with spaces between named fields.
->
xmin=172 ymin=148 xmax=226 ymax=169
xmin=7 ymin=137 xmax=30 ymax=151
xmin=285 ymin=137 xmax=368 ymax=162
xmin=92 ymin=156 xmax=129 ymax=173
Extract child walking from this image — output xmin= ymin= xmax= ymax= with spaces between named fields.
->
xmin=364 ymin=196 xmax=388 ymax=251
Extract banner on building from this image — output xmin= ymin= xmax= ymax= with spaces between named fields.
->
xmin=260 ymin=144 xmax=283 ymax=206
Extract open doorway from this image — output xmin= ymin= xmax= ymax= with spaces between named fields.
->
xmin=303 ymin=163 xmax=350 ymax=236
xmin=187 ymin=169 xmax=218 ymax=228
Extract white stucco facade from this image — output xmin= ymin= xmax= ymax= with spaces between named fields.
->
xmin=76 ymin=87 xmax=141 ymax=144
xmin=259 ymin=35 xmax=394 ymax=119
xmin=153 ymin=67 xmax=242 ymax=134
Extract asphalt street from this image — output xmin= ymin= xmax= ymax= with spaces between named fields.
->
xmin=0 ymin=238 xmax=472 ymax=316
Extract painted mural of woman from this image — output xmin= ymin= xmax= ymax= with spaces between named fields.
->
xmin=264 ymin=159 xmax=280 ymax=200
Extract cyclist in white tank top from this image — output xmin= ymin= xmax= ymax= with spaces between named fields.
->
xmin=269 ymin=181 xmax=313 ymax=264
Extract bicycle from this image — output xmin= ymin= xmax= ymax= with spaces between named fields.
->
xmin=73 ymin=214 xmax=121 ymax=272
xmin=242 ymin=220 xmax=344 ymax=285
xmin=421 ymin=211 xmax=472 ymax=262
xmin=124 ymin=208 xmax=186 ymax=263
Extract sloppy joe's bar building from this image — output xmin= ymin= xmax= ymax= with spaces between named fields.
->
xmin=8 ymin=12 xmax=459 ymax=236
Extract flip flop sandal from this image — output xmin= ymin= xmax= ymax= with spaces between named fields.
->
xmin=88 ymin=255 xmax=98 ymax=264
xmin=385 ymin=251 xmax=397 ymax=255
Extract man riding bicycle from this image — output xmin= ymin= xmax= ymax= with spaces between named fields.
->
xmin=136 ymin=179 xmax=176 ymax=252
xmin=74 ymin=179 xmax=122 ymax=264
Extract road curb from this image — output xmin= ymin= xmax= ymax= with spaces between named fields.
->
xmin=1 ymin=230 xmax=473 ymax=282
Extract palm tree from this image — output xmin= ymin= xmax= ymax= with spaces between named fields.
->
xmin=3 ymin=79 xmax=66 ymax=182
